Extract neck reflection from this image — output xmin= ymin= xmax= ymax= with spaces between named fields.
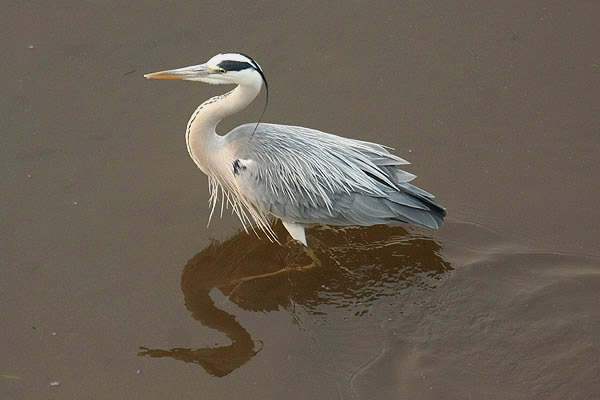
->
xmin=138 ymin=223 xmax=451 ymax=377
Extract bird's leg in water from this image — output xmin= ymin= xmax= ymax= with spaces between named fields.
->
xmin=285 ymin=237 xmax=322 ymax=270
xmin=222 ymin=238 xmax=321 ymax=293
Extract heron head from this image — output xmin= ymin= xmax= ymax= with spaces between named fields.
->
xmin=144 ymin=52 xmax=267 ymax=88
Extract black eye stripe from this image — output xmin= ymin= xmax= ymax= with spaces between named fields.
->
xmin=216 ymin=56 xmax=268 ymax=90
xmin=216 ymin=57 xmax=269 ymax=93
xmin=217 ymin=60 xmax=253 ymax=72
xmin=232 ymin=52 xmax=261 ymax=71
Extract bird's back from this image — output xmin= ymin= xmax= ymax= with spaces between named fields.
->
xmin=222 ymin=123 xmax=445 ymax=230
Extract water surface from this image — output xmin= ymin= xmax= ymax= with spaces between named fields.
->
xmin=2 ymin=1 xmax=599 ymax=399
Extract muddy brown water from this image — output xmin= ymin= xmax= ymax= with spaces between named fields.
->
xmin=2 ymin=1 xmax=599 ymax=399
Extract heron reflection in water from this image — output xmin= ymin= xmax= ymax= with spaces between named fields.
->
xmin=138 ymin=224 xmax=451 ymax=377
xmin=145 ymin=53 xmax=445 ymax=246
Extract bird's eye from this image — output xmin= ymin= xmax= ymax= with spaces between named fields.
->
xmin=219 ymin=68 xmax=226 ymax=74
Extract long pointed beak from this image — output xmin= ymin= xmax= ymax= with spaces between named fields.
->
xmin=144 ymin=63 xmax=213 ymax=80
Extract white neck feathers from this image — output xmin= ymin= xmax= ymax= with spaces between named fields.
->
xmin=185 ymin=81 xmax=262 ymax=174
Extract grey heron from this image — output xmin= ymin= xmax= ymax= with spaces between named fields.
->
xmin=145 ymin=52 xmax=446 ymax=246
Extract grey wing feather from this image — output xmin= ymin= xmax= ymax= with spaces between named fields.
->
xmin=227 ymin=123 xmax=445 ymax=230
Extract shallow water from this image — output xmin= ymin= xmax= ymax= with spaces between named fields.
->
xmin=2 ymin=1 xmax=599 ymax=399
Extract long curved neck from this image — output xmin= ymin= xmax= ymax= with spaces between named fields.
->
xmin=186 ymin=82 xmax=261 ymax=174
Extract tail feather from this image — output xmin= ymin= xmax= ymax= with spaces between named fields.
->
xmin=394 ymin=182 xmax=447 ymax=227
xmin=350 ymin=186 xmax=445 ymax=229
xmin=388 ymin=201 xmax=444 ymax=229
xmin=401 ymin=183 xmax=446 ymax=214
